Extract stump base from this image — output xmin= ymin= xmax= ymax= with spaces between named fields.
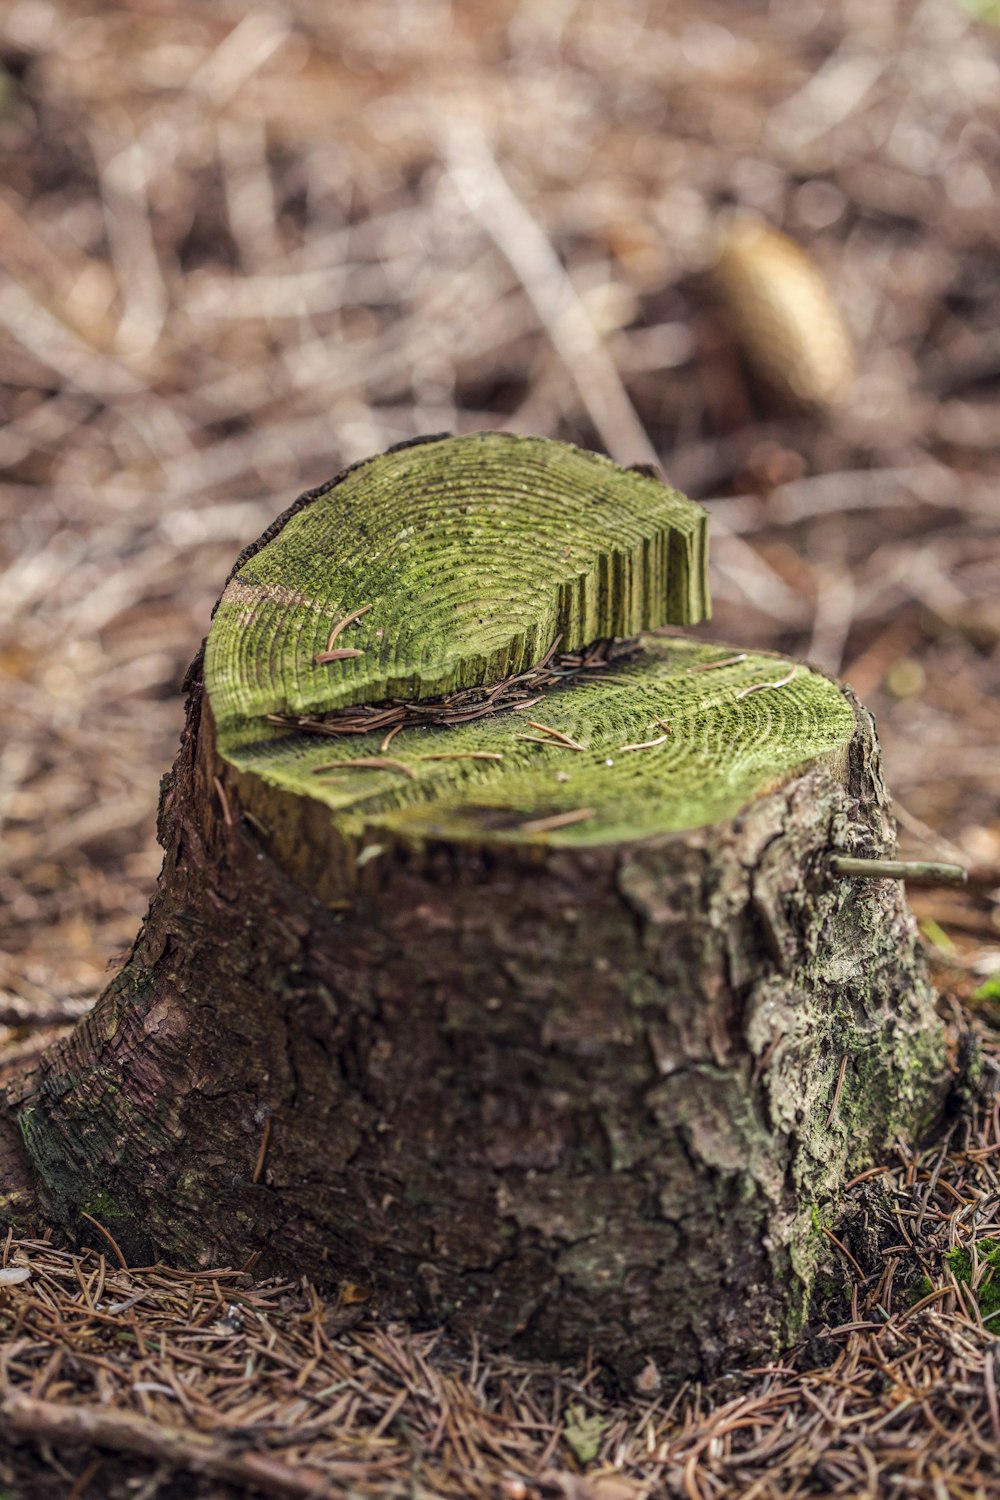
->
xmin=5 ymin=647 xmax=947 ymax=1378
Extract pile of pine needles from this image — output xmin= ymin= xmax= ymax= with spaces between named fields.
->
xmin=1 ymin=1024 xmax=1000 ymax=1498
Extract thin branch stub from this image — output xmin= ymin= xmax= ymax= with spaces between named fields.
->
xmin=830 ymin=856 xmax=967 ymax=887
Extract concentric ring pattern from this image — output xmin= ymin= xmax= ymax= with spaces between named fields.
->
xmin=207 ymin=435 xmax=855 ymax=845
xmin=205 ymin=433 xmax=709 ymax=735
xmin=219 ymin=637 xmax=856 ymax=846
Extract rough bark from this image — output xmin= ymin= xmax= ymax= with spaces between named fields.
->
xmin=0 ymin=435 xmax=948 ymax=1379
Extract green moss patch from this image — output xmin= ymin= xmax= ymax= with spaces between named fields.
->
xmin=946 ymin=1239 xmax=1000 ymax=1320
xmin=205 ymin=435 xmax=857 ymax=847
xmin=216 ymin=636 xmax=855 ymax=846
xmin=206 ymin=433 xmax=709 ymax=733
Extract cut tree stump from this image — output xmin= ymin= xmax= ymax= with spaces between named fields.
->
xmin=0 ymin=433 xmax=948 ymax=1378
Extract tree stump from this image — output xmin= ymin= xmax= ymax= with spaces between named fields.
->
xmin=0 ymin=433 xmax=947 ymax=1378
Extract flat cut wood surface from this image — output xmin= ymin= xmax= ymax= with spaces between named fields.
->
xmin=207 ymin=433 xmax=709 ymax=730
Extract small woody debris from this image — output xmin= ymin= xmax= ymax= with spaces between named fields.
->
xmin=313 ymin=603 xmax=372 ymax=665
xmin=737 ymin=666 xmax=797 ymax=699
xmin=831 ymin=856 xmax=967 ymax=886
xmin=311 ymin=757 xmax=416 ymax=780
xmin=520 ymin=807 xmax=596 ymax=834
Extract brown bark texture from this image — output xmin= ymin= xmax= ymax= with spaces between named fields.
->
xmin=0 ymin=653 xmax=947 ymax=1379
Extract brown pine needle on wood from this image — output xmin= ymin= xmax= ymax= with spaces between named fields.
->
xmin=524 ymin=720 xmax=587 ymax=750
xmin=310 ymin=757 xmax=416 ymax=779
xmin=825 ymin=1054 xmax=849 ymax=1128
xmin=419 ymin=751 xmax=505 ymax=762
xmin=252 ymin=1117 xmax=272 ymax=1185
xmin=313 ymin=647 xmax=365 ymax=665
xmin=79 ymin=1210 xmax=129 ymax=1272
xmin=619 ymin=732 xmax=670 ymax=752
xmin=737 ymin=666 xmax=798 ymax=699
xmin=516 ymin=734 xmax=584 ymax=752
xmin=323 ymin=602 xmax=372 ymax=653
xmin=821 ymin=1224 xmax=866 ymax=1280
xmin=212 ymin=776 xmax=233 ymax=827
xmin=519 ymin=807 xmax=596 ymax=834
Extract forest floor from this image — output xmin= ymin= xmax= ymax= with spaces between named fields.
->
xmin=1 ymin=0 xmax=999 ymax=1494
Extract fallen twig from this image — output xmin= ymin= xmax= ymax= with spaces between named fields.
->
xmin=0 ymin=1391 xmax=402 ymax=1498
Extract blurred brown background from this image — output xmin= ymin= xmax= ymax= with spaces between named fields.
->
xmin=1 ymin=0 xmax=998 ymax=1027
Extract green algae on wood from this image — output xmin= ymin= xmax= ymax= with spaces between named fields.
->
xmin=216 ymin=637 xmax=857 ymax=850
xmin=205 ymin=432 xmax=853 ymax=852
xmin=206 ymin=433 xmax=709 ymax=735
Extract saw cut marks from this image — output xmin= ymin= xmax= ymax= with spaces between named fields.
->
xmin=205 ymin=433 xmax=709 ymax=736
xmin=222 ymin=637 xmax=856 ymax=847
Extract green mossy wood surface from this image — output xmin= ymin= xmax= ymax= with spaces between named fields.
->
xmin=206 ymin=431 xmax=849 ymax=854
xmin=0 ymin=434 xmax=948 ymax=1379
xmin=208 ymin=431 xmax=708 ymax=728
xmin=219 ymin=636 xmax=857 ymax=858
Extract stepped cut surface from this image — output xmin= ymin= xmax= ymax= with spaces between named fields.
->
xmin=207 ymin=432 xmax=710 ymax=732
